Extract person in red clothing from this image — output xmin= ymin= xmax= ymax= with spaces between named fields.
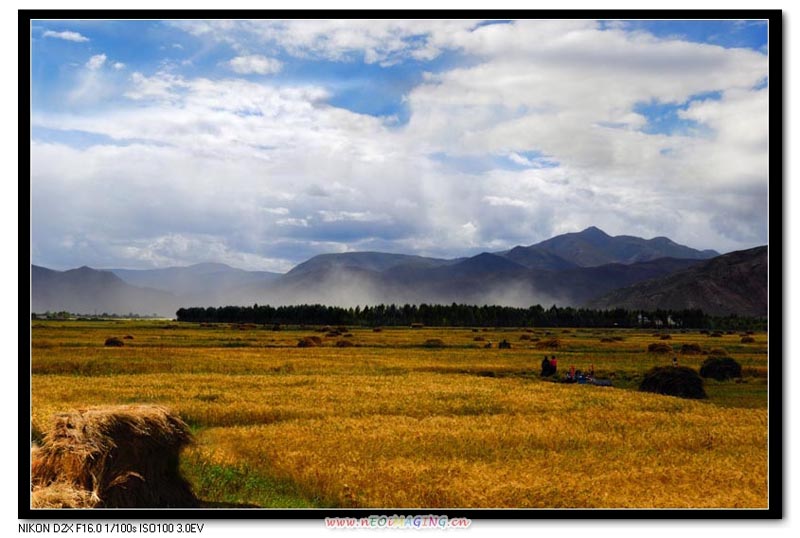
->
xmin=569 ymin=365 xmax=576 ymax=380
xmin=550 ymin=356 xmax=557 ymax=375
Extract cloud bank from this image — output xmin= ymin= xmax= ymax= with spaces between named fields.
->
xmin=30 ymin=19 xmax=769 ymax=272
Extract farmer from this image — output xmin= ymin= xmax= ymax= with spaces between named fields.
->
xmin=541 ymin=356 xmax=553 ymax=377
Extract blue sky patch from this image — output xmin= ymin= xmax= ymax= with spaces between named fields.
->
xmin=31 ymin=126 xmax=165 ymax=150
xmin=634 ymin=91 xmax=723 ymax=136
xmin=430 ymin=150 xmax=559 ymax=174
xmin=605 ymin=20 xmax=768 ymax=52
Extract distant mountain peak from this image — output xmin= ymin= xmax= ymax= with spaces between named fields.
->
xmin=578 ymin=226 xmax=610 ymax=237
xmin=650 ymin=236 xmax=676 ymax=245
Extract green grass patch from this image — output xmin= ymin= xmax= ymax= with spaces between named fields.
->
xmin=181 ymin=456 xmax=327 ymax=508
xmin=703 ymin=378 xmax=769 ymax=409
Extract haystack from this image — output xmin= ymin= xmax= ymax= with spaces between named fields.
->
xmin=536 ymin=338 xmax=560 ymax=349
xmin=699 ymin=357 xmax=742 ymax=381
xmin=639 ymin=366 xmax=707 ymax=399
xmin=741 ymin=336 xmax=755 ymax=343
xmin=104 ymin=337 xmax=124 ymax=347
xmin=423 ymin=338 xmax=445 ymax=348
xmin=498 ymin=339 xmax=512 ymax=349
xmin=31 ymin=481 xmax=99 ymax=509
xmin=31 ymin=405 xmax=197 ymax=508
xmin=297 ymin=337 xmax=319 ymax=348
xmin=335 ymin=340 xmax=355 ymax=347
xmin=647 ymin=342 xmax=672 ymax=353
xmin=680 ymin=343 xmax=703 ymax=354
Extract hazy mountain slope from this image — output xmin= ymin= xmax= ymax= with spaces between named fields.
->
xmin=285 ymin=252 xmax=456 ymax=278
xmin=498 ymin=245 xmax=579 ymax=270
xmin=587 ymin=246 xmax=768 ymax=316
xmin=31 ymin=265 xmax=177 ymax=316
xmin=529 ymin=257 xmax=707 ymax=306
xmin=250 ymin=253 xmax=705 ymax=309
xmin=110 ymin=263 xmax=281 ymax=306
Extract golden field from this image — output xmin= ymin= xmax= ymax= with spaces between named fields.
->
xmin=30 ymin=321 xmax=769 ymax=509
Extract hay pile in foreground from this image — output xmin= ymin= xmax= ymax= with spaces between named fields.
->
xmin=31 ymin=405 xmax=198 ymax=509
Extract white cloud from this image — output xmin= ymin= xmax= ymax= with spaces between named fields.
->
xmin=226 ymin=55 xmax=283 ymax=75
xmin=276 ymin=218 xmax=309 ymax=227
xmin=124 ymin=71 xmax=188 ymax=101
xmin=43 ymin=30 xmax=89 ymax=42
xmin=403 ymin=21 xmax=768 ymax=214
xmin=172 ymin=20 xmax=479 ymax=65
xmin=264 ymin=207 xmax=290 ymax=215
xmin=85 ymin=54 xmax=106 ymax=70
xmin=317 ymin=210 xmax=391 ymax=223
xmin=67 ymin=54 xmax=123 ymax=104
xmin=507 ymin=153 xmax=533 ymax=167
xmin=483 ymin=196 xmax=530 ymax=208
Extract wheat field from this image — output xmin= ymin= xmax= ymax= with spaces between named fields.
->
xmin=30 ymin=321 xmax=769 ymax=509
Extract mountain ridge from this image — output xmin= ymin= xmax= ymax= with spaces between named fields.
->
xmin=31 ymin=227 xmax=758 ymax=317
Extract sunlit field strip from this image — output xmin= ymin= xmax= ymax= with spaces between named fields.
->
xmin=190 ymin=405 xmax=767 ymax=508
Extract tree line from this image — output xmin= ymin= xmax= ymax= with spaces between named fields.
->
xmin=175 ymin=303 xmax=766 ymax=330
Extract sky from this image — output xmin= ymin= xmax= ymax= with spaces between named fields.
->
xmin=29 ymin=18 xmax=770 ymax=272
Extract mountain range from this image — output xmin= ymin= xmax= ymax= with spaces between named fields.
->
xmin=30 ymin=226 xmax=767 ymax=318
